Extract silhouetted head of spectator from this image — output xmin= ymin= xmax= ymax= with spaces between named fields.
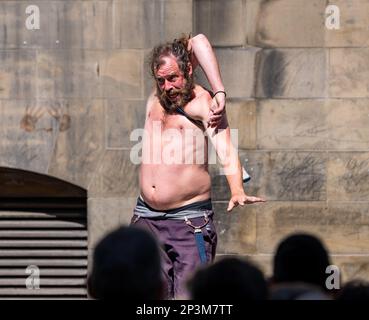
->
xmin=187 ymin=257 xmax=268 ymax=300
xmin=88 ymin=226 xmax=164 ymax=300
xmin=336 ymin=280 xmax=369 ymax=301
xmin=272 ymin=233 xmax=331 ymax=292
xmin=270 ymin=282 xmax=331 ymax=300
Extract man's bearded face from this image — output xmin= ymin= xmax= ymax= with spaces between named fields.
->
xmin=155 ymin=55 xmax=194 ymax=112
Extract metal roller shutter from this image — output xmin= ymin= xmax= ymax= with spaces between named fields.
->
xmin=0 ymin=168 xmax=88 ymax=299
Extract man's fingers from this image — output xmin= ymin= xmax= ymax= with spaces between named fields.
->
xmin=211 ymin=106 xmax=224 ymax=115
xmin=207 ymin=110 xmax=214 ymax=127
xmin=208 ymin=115 xmax=221 ymax=123
xmin=208 ymin=118 xmax=222 ymax=128
xmin=227 ymin=200 xmax=235 ymax=212
xmin=209 ymin=115 xmax=223 ymax=125
xmin=210 ymin=114 xmax=222 ymax=121
xmin=210 ymin=102 xmax=218 ymax=112
xmin=246 ymin=196 xmax=266 ymax=203
xmin=210 ymin=122 xmax=221 ymax=128
xmin=209 ymin=121 xmax=220 ymax=127
xmin=228 ymin=196 xmax=266 ymax=211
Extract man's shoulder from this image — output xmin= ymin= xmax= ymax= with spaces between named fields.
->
xmin=145 ymin=90 xmax=159 ymax=111
xmin=190 ymin=85 xmax=213 ymax=108
xmin=193 ymin=85 xmax=213 ymax=103
xmin=184 ymin=85 xmax=212 ymax=121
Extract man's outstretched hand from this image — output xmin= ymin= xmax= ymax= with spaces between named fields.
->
xmin=208 ymin=92 xmax=226 ymax=128
xmin=227 ymin=193 xmax=266 ymax=212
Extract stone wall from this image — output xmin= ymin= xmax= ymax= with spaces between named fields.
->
xmin=195 ymin=0 xmax=369 ymax=283
xmin=0 ymin=0 xmax=193 ymax=271
xmin=0 ymin=0 xmax=368 ymax=284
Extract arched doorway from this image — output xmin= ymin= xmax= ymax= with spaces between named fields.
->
xmin=0 ymin=167 xmax=87 ymax=299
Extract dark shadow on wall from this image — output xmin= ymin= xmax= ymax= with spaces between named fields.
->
xmin=257 ymin=50 xmax=285 ymax=98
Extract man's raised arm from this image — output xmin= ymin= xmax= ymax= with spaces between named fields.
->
xmin=188 ymin=34 xmax=226 ymax=127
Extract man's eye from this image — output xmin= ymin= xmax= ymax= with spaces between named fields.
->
xmin=157 ymin=78 xmax=164 ymax=85
xmin=168 ymin=76 xmax=177 ymax=81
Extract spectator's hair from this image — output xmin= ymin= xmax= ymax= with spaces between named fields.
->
xmin=336 ymin=279 xmax=369 ymax=301
xmin=88 ymin=226 xmax=163 ymax=300
xmin=272 ymin=233 xmax=331 ymax=291
xmin=270 ymin=282 xmax=331 ymax=300
xmin=149 ymin=34 xmax=194 ymax=112
xmin=187 ymin=257 xmax=268 ymax=300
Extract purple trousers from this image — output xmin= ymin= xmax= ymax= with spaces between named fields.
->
xmin=130 ymin=214 xmax=217 ymax=299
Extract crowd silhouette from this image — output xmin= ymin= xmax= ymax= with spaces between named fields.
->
xmin=88 ymin=226 xmax=369 ymax=301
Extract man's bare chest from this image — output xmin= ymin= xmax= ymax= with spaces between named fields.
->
xmin=146 ymin=103 xmax=200 ymax=132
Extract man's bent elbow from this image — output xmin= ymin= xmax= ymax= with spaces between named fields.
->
xmin=191 ymin=33 xmax=208 ymax=44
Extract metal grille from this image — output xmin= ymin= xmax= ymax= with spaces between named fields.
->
xmin=0 ymin=168 xmax=88 ymax=299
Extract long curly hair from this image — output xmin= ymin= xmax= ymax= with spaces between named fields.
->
xmin=149 ymin=35 xmax=194 ymax=112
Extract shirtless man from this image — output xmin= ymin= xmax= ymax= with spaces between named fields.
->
xmin=130 ymin=34 xmax=265 ymax=299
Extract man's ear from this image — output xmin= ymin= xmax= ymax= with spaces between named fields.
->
xmin=187 ymin=62 xmax=193 ymax=76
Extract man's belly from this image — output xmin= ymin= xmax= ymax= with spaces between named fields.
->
xmin=139 ymin=164 xmax=211 ymax=210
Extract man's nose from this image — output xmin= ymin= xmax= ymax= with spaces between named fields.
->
xmin=164 ymin=80 xmax=173 ymax=91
